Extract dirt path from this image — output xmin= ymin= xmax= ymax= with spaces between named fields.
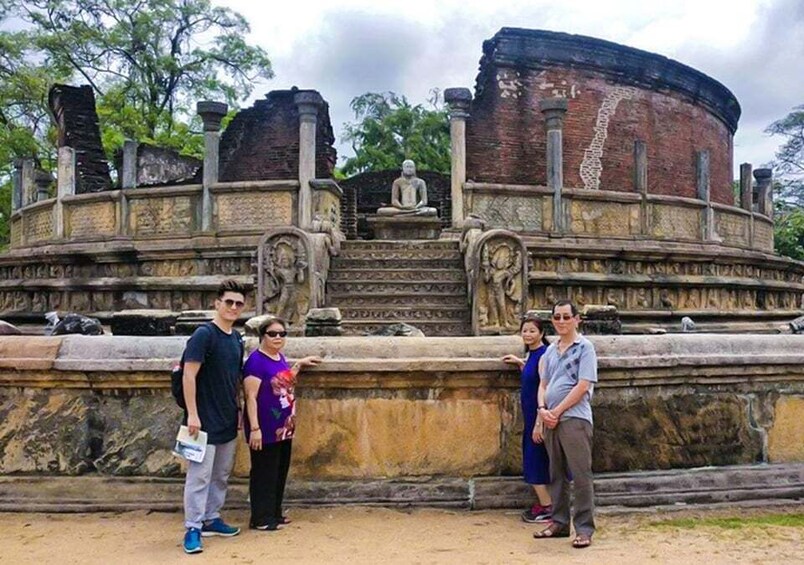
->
xmin=0 ymin=506 xmax=801 ymax=565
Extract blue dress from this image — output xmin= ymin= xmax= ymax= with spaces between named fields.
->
xmin=521 ymin=345 xmax=550 ymax=485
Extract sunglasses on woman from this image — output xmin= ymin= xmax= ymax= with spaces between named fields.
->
xmin=264 ymin=330 xmax=288 ymax=338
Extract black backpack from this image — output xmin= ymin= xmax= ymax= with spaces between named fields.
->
xmin=171 ymin=323 xmax=244 ymax=409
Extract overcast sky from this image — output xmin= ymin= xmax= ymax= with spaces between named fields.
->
xmin=225 ymin=0 xmax=804 ymax=175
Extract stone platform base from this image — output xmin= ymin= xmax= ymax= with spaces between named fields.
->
xmin=1 ymin=463 xmax=801 ymax=513
xmin=366 ymin=215 xmax=442 ymax=240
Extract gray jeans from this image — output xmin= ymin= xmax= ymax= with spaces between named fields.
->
xmin=544 ymin=417 xmax=596 ymax=536
xmin=184 ymin=438 xmax=237 ymax=530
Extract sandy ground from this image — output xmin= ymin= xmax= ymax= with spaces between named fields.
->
xmin=0 ymin=506 xmax=801 ymax=565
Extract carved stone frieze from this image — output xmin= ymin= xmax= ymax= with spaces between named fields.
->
xmin=714 ymin=211 xmax=750 ymax=247
xmin=129 ymin=196 xmax=194 ymax=236
xmin=24 ymin=207 xmax=55 ymax=243
xmin=217 ymin=192 xmax=293 ymax=231
xmin=569 ymin=200 xmax=640 ymax=236
xmin=470 ymin=194 xmax=542 ymax=231
xmin=650 ymin=204 xmax=701 ymax=240
xmin=66 ymin=201 xmax=117 ymax=239
xmin=328 ymin=282 xmax=466 ymax=295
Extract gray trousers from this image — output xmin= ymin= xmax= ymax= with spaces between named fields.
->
xmin=544 ymin=417 xmax=596 ymax=536
xmin=184 ymin=438 xmax=237 ymax=530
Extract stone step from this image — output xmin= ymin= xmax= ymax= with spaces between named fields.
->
xmin=339 ymin=306 xmax=470 ymax=322
xmin=328 ymin=269 xmax=467 ymax=282
xmin=327 ymin=281 xmax=468 ymax=295
xmin=332 ymin=257 xmax=464 ymax=270
xmin=340 ymin=320 xmax=472 ymax=337
xmin=341 ymin=240 xmax=459 ymax=251
xmin=327 ymin=292 xmax=468 ymax=308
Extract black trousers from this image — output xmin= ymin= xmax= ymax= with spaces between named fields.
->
xmin=249 ymin=440 xmax=292 ymax=527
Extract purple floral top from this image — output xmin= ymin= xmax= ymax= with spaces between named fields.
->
xmin=243 ymin=350 xmax=297 ymax=445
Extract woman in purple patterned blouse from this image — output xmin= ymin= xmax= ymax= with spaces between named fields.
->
xmin=243 ymin=317 xmax=321 ymax=531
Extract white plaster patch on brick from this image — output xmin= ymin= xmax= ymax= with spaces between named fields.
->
xmin=496 ymin=70 xmax=522 ymax=99
xmin=534 ymin=72 xmax=580 ymax=99
xmin=579 ymin=86 xmax=637 ymax=190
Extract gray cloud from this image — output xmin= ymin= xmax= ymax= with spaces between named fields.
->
xmin=257 ymin=1 xmax=804 ymax=173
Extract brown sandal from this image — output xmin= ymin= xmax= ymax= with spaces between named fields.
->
xmin=533 ymin=523 xmax=570 ymax=539
xmin=572 ymin=534 xmax=592 ymax=548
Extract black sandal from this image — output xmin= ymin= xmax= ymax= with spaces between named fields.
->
xmin=533 ymin=523 xmax=570 ymax=539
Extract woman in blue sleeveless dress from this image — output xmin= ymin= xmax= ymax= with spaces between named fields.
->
xmin=503 ymin=314 xmax=552 ymax=523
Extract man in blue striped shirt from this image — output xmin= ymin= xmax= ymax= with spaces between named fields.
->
xmin=533 ymin=300 xmax=597 ymax=549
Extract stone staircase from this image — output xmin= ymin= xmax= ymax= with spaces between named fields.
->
xmin=325 ymin=240 xmax=471 ymax=336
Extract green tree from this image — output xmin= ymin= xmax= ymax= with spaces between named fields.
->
xmin=15 ymin=0 xmax=273 ymax=158
xmin=341 ymin=91 xmax=450 ymax=176
xmin=766 ymin=105 xmax=804 ymax=260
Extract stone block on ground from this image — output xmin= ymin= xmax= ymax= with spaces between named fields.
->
xmin=52 ymin=313 xmax=104 ymax=336
xmin=364 ymin=323 xmax=425 ymax=337
xmin=174 ymin=310 xmax=215 ymax=336
xmin=305 ymin=308 xmax=343 ymax=337
xmin=110 ymin=310 xmax=176 ymax=336
xmin=0 ymin=320 xmax=21 ymax=335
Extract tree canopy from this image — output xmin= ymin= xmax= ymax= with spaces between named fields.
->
xmin=766 ymin=104 xmax=804 ymax=261
xmin=341 ymin=91 xmax=450 ymax=176
xmin=15 ymin=0 xmax=273 ymax=158
xmin=0 ymin=0 xmax=272 ymax=248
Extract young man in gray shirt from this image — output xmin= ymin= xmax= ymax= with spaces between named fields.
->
xmin=532 ymin=300 xmax=597 ymax=549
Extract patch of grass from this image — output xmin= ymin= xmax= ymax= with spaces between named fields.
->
xmin=650 ymin=513 xmax=804 ymax=530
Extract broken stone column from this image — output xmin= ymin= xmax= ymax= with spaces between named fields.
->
xmin=295 ymin=91 xmax=323 ymax=231
xmin=54 ymin=147 xmax=76 ymax=238
xmin=34 ymin=170 xmax=53 ymax=202
xmin=304 ymin=307 xmax=343 ymax=337
xmin=445 ymin=87 xmax=472 ymax=229
xmin=696 ymin=150 xmax=714 ymax=240
xmin=197 ymin=101 xmax=228 ymax=231
xmin=739 ymin=163 xmax=753 ymax=211
xmin=20 ymin=159 xmax=35 ymax=207
xmin=121 ymin=140 xmax=139 ymax=189
xmin=539 ymin=98 xmax=568 ymax=233
xmin=11 ymin=160 xmax=23 ymax=212
xmin=753 ymin=168 xmax=773 ymax=217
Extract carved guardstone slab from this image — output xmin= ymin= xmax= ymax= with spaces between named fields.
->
xmin=366 ymin=215 xmax=442 ymax=240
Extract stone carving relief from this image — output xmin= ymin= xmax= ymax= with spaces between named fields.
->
xmin=471 ymin=194 xmax=542 ymax=231
xmin=66 ymin=201 xmax=117 ymax=239
xmin=217 ymin=192 xmax=292 ymax=231
xmin=256 ymin=228 xmax=315 ymax=325
xmin=465 ymin=229 xmax=528 ymax=335
xmin=130 ymin=196 xmax=193 ymax=236
xmin=579 ymin=86 xmax=636 ymax=190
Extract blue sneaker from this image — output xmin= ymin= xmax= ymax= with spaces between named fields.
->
xmin=201 ymin=517 xmax=241 ymax=537
xmin=183 ymin=527 xmax=203 ymax=554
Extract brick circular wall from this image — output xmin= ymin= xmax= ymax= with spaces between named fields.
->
xmin=467 ymin=29 xmax=740 ymax=205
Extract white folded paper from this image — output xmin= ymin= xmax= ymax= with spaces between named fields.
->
xmin=173 ymin=425 xmax=208 ymax=463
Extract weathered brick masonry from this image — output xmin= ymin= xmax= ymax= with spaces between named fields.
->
xmin=467 ymin=29 xmax=739 ymax=205
xmin=219 ymin=88 xmax=336 ymax=182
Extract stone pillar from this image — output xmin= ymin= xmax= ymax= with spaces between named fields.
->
xmin=11 ymin=160 xmax=23 ymax=213
xmin=21 ymin=159 xmax=35 ymax=207
xmin=196 ymin=101 xmax=228 ymax=232
xmin=34 ymin=170 xmax=52 ymax=202
xmin=634 ymin=140 xmax=649 ymax=235
xmin=539 ymin=98 xmax=568 ymax=233
xmin=121 ymin=140 xmax=139 ymax=189
xmin=696 ymin=150 xmax=714 ymax=241
xmin=54 ymin=147 xmax=76 ymax=239
xmin=754 ymin=168 xmax=773 ymax=217
xmin=445 ymin=87 xmax=472 ymax=228
xmin=739 ymin=163 xmax=753 ymax=211
xmin=294 ymin=92 xmax=323 ymax=230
